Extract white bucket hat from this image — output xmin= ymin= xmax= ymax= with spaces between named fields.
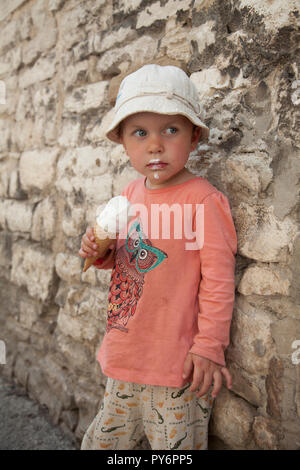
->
xmin=106 ymin=64 xmax=209 ymax=143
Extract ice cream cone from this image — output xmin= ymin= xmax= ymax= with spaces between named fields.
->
xmin=81 ymin=195 xmax=132 ymax=272
xmin=83 ymin=221 xmax=116 ymax=272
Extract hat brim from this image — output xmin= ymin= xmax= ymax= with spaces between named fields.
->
xmin=105 ymin=95 xmax=209 ymax=144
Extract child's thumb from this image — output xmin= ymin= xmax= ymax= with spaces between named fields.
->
xmin=182 ymin=353 xmax=193 ymax=379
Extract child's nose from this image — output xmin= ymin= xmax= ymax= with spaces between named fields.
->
xmin=147 ymin=133 xmax=163 ymax=153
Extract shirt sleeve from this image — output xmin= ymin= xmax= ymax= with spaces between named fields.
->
xmin=189 ymin=191 xmax=237 ymax=366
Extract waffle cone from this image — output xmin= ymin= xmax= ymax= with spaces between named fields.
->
xmin=83 ymin=222 xmax=116 ymax=272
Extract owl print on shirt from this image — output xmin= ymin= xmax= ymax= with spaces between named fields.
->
xmin=106 ymin=217 xmax=168 ymax=333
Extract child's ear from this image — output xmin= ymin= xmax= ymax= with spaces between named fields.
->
xmin=191 ymin=126 xmax=201 ymax=150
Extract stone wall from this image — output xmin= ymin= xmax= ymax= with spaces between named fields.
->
xmin=0 ymin=0 xmax=299 ymax=450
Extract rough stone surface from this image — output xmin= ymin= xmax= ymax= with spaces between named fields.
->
xmin=0 ymin=0 xmax=299 ymax=451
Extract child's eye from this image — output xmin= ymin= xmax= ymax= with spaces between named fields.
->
xmin=133 ymin=129 xmax=147 ymax=137
xmin=165 ymin=127 xmax=178 ymax=135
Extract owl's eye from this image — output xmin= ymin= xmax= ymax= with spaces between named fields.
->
xmin=133 ymin=238 xmax=139 ymax=248
xmin=139 ymin=249 xmax=148 ymax=260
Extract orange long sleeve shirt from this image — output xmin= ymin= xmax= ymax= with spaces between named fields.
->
xmin=95 ymin=176 xmax=237 ymax=387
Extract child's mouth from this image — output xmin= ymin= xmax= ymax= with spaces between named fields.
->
xmin=147 ymin=160 xmax=168 ymax=169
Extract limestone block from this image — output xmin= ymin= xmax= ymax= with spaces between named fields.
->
xmin=238 ymin=0 xmax=300 ymax=31
xmin=229 ymin=362 xmax=262 ymax=407
xmin=223 ymin=152 xmax=273 ymax=193
xmin=0 ymin=118 xmax=10 ymax=152
xmin=27 ymin=365 xmax=63 ymax=424
xmin=270 ymin=317 xmax=300 ymax=358
xmin=95 ymin=266 xmax=114 ymax=289
xmin=271 ymin=147 xmax=300 ymax=220
xmin=22 ymin=18 xmax=56 ymax=65
xmin=192 ymin=21 xmax=216 ymax=54
xmin=19 ymin=148 xmax=59 ymax=192
xmin=96 ymin=36 xmax=158 ymax=76
xmin=19 ymin=53 xmax=56 ymax=89
xmin=56 ymin=146 xmax=112 ymax=203
xmin=161 ymin=19 xmax=216 ymax=62
xmin=0 ymin=57 xmax=10 ymax=77
xmin=60 ymin=5 xmax=89 ymax=50
xmin=9 ymin=168 xmax=25 ymax=200
xmin=11 ymin=241 xmax=56 ymax=302
xmin=57 ymin=145 xmax=110 ymax=179
xmin=85 ymin=108 xmax=115 ymax=143
xmin=62 ymin=206 xmax=85 ymax=237
xmin=191 ymin=68 xmax=231 ymax=100
xmin=228 ymin=296 xmax=277 ymax=375
xmin=63 ymin=60 xmax=89 ymax=92
xmin=32 ymin=84 xmax=58 ymax=146
xmin=19 ymin=297 xmax=43 ymax=329
xmin=234 ymin=203 xmax=297 ymax=262
xmin=0 ymin=47 xmax=22 ymax=78
xmin=0 ymin=231 xmax=12 ymax=278
xmin=0 ymin=19 xmax=18 ymax=54
xmin=252 ymin=416 xmax=281 ymax=450
xmin=15 ymin=88 xmax=33 ymax=122
xmin=238 ymin=264 xmax=290 ymax=296
xmin=58 ymin=119 xmax=81 ymax=147
xmin=113 ymin=165 xmax=140 ymax=197
xmin=5 ymin=200 xmax=33 ymax=232
xmin=210 ymin=388 xmax=256 ymax=449
xmin=81 ymin=264 xmax=97 ymax=286
xmin=64 ymin=81 xmax=109 ymax=114
xmin=14 ymin=118 xmax=34 ymax=152
xmin=291 ymin=79 xmax=300 ymax=106
xmin=5 ymin=316 xmax=30 ymax=342
xmin=48 ymin=0 xmax=66 ymax=11
xmin=60 ymin=410 xmax=78 ymax=433
xmin=0 ymin=154 xmax=19 ymax=197
xmin=55 ymin=331 xmax=96 ymax=375
xmin=39 ymin=355 xmax=76 ymax=410
xmin=264 ymin=356 xmax=298 ymax=424
xmin=57 ymin=308 xmax=100 ymax=343
xmin=0 ymin=199 xmax=9 ymax=229
xmin=92 ymin=27 xmax=136 ymax=54
xmin=136 ymin=0 xmax=192 ymax=29
xmin=296 ymin=365 xmax=300 ymax=420
xmin=55 ymin=253 xmax=82 ymax=283
xmin=117 ymin=0 xmax=142 ymax=14
xmin=59 ymin=285 xmax=107 ymax=321
xmin=31 ymin=197 xmax=56 ymax=241
xmin=0 ymin=75 xmax=18 ymax=116
xmin=72 ymin=40 xmax=90 ymax=62
xmin=18 ymin=12 xmax=32 ymax=41
xmin=160 ymin=24 xmax=191 ymax=62
xmin=74 ymin=381 xmax=103 ymax=438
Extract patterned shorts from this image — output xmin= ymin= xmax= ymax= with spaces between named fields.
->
xmin=81 ymin=377 xmax=214 ymax=450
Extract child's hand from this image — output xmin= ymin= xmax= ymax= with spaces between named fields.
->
xmin=182 ymin=353 xmax=232 ymax=399
xmin=78 ymin=226 xmax=115 ymax=258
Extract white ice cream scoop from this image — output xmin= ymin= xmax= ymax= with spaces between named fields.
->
xmin=83 ymin=195 xmax=132 ymax=272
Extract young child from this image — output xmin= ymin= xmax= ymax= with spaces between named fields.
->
xmin=79 ymin=64 xmax=237 ymax=450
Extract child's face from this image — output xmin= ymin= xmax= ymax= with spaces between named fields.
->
xmin=119 ymin=112 xmax=201 ymax=188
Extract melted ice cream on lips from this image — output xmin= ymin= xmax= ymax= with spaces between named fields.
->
xmin=96 ymin=195 xmax=132 ymax=236
xmin=147 ymin=158 xmax=168 ymax=170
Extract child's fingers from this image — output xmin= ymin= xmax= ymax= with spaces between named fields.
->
xmin=211 ymin=371 xmax=222 ymax=398
xmin=189 ymin=367 xmax=204 ymax=393
xmin=221 ymin=367 xmax=232 ymax=390
xmin=78 ymin=247 xmax=90 ymax=258
xmin=86 ymin=226 xmax=95 ymax=241
xmin=182 ymin=353 xmax=193 ymax=380
xmin=80 ymin=231 xmax=99 ymax=257
xmin=196 ymin=373 xmax=211 ymax=398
